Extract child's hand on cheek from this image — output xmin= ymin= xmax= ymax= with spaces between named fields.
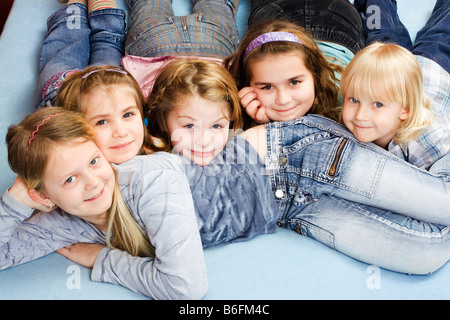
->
xmin=239 ymin=87 xmax=270 ymax=124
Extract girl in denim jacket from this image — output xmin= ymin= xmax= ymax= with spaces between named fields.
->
xmin=148 ymin=56 xmax=450 ymax=275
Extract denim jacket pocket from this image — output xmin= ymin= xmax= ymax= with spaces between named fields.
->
xmin=326 ymin=140 xmax=386 ymax=198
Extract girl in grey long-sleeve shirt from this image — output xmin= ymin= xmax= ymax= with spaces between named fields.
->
xmin=1 ymin=108 xmax=208 ymax=300
xmin=0 ymin=152 xmax=207 ymax=299
xmin=1 ymin=108 xmax=279 ymax=299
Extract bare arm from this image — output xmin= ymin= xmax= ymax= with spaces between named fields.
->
xmin=239 ymin=124 xmax=267 ymax=162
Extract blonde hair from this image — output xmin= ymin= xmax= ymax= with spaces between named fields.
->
xmin=146 ymin=58 xmax=243 ymax=152
xmin=341 ymin=42 xmax=432 ymax=143
xmin=56 ymin=65 xmax=151 ymax=155
xmin=6 ymin=107 xmax=154 ymax=257
xmin=224 ymin=20 xmax=343 ymax=126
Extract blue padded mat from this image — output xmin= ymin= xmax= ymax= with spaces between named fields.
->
xmin=0 ymin=0 xmax=448 ymax=300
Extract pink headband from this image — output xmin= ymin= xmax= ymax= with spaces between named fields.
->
xmin=243 ymin=31 xmax=303 ymax=63
xmin=81 ymin=68 xmax=128 ymax=79
xmin=26 ymin=112 xmax=64 ymax=160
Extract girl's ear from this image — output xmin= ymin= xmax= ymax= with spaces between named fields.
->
xmin=399 ymin=106 xmax=410 ymax=120
xmin=28 ymin=189 xmax=54 ymax=209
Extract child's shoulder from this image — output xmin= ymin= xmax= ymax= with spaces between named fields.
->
xmin=114 ymin=152 xmax=186 ymax=175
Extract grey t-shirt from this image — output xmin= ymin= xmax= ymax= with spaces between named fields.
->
xmin=0 ymin=135 xmax=280 ymax=299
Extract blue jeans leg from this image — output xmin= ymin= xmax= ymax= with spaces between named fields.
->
xmin=412 ymin=0 xmax=450 ymax=74
xmin=266 ymin=115 xmax=450 ymax=226
xmin=35 ymin=4 xmax=90 ymax=107
xmin=35 ymin=4 xmax=126 ymax=108
xmin=286 ymin=194 xmax=450 ymax=274
xmin=88 ymin=8 xmax=126 ymax=66
xmin=353 ymin=0 xmax=412 ymax=49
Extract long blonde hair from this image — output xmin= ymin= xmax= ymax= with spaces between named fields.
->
xmin=224 ymin=20 xmax=343 ymax=126
xmin=340 ymin=42 xmax=432 ymax=143
xmin=146 ymin=58 xmax=243 ymax=152
xmin=56 ymin=65 xmax=152 ymax=155
xmin=6 ymin=107 xmax=154 ymax=257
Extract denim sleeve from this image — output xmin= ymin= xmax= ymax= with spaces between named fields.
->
xmin=92 ymin=154 xmax=208 ymax=300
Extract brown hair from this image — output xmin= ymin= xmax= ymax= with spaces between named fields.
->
xmin=7 ymin=107 xmax=95 ymax=190
xmin=146 ymin=58 xmax=243 ymax=152
xmin=6 ymin=107 xmax=154 ymax=257
xmin=224 ymin=20 xmax=343 ymax=126
xmin=56 ymin=65 xmax=151 ymax=155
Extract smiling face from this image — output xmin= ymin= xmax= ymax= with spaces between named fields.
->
xmin=342 ymin=94 xmax=409 ymax=149
xmin=166 ymin=94 xmax=231 ymax=166
xmin=41 ymin=139 xmax=115 ymax=228
xmin=80 ymin=85 xmax=145 ymax=164
xmin=248 ymin=52 xmax=315 ymax=121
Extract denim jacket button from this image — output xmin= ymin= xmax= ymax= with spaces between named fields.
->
xmin=278 ymin=157 xmax=287 ymax=166
xmin=275 ymin=189 xmax=284 ymax=198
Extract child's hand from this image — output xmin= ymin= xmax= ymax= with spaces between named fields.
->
xmin=9 ymin=177 xmax=52 ymax=212
xmin=57 ymin=243 xmax=105 ymax=269
xmin=239 ymin=87 xmax=270 ymax=124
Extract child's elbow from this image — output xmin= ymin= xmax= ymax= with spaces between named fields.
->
xmin=158 ymin=270 xmax=208 ymax=300
xmin=184 ymin=280 xmax=208 ymax=300
xmin=177 ymin=273 xmax=208 ymax=300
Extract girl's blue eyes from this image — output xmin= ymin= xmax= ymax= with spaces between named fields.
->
xmin=65 ymin=176 xmax=75 ymax=184
xmin=90 ymin=158 xmax=99 ymax=166
xmin=96 ymin=112 xmax=134 ymax=126
xmin=64 ymin=158 xmax=99 ymax=184
xmin=349 ymin=98 xmax=383 ymax=108
xmin=374 ymin=102 xmax=383 ymax=108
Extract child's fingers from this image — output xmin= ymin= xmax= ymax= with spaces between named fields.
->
xmin=238 ymin=86 xmax=254 ymax=99
xmin=244 ymin=99 xmax=262 ymax=118
xmin=56 ymin=245 xmax=72 ymax=257
xmin=254 ymin=106 xmax=270 ymax=123
xmin=240 ymin=91 xmax=259 ymax=110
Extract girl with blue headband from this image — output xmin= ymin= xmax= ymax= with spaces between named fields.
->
xmin=225 ymin=20 xmax=345 ymax=128
xmin=225 ymin=0 xmax=364 ymax=128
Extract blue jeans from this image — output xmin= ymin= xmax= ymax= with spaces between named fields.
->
xmin=125 ymin=0 xmax=240 ymax=58
xmin=35 ymin=4 xmax=126 ymax=108
xmin=266 ymin=115 xmax=450 ymax=274
xmin=354 ymin=0 xmax=450 ymax=74
xmin=248 ymin=0 xmax=365 ymax=53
